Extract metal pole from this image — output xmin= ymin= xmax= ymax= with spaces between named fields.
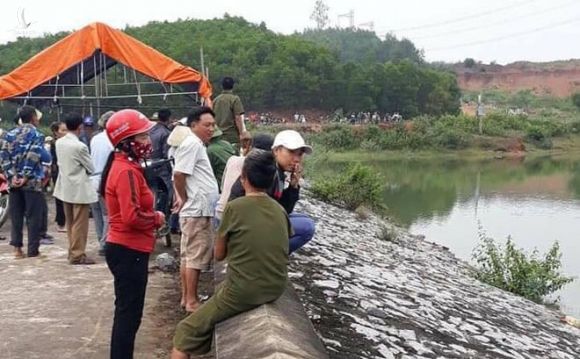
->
xmin=200 ymin=46 xmax=206 ymax=77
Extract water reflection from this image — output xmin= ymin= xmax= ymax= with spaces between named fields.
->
xmin=317 ymin=155 xmax=580 ymax=317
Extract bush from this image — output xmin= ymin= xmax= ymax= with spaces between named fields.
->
xmin=525 ymin=126 xmax=553 ymax=149
xmin=572 ymin=92 xmax=580 ymax=110
xmin=315 ymin=125 xmax=361 ymax=151
xmin=432 ymin=128 xmax=470 ymax=149
xmin=463 ymin=58 xmax=476 ymax=68
xmin=569 ymin=120 xmax=580 ymax=133
xmin=311 ymin=163 xmax=383 ymax=210
xmin=360 ymin=139 xmax=381 ymax=151
xmin=472 ymin=234 xmax=573 ymax=303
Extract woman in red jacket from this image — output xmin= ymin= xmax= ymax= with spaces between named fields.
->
xmin=100 ymin=109 xmax=165 ymax=359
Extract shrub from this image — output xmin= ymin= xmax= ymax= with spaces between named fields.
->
xmin=569 ymin=120 xmax=580 ymax=133
xmin=360 ymin=139 xmax=381 ymax=152
xmin=378 ymin=225 xmax=399 ymax=243
xmin=463 ymin=58 xmax=476 ymax=68
xmin=432 ymin=128 xmax=470 ymax=149
xmin=311 ymin=163 xmax=383 ymax=210
xmin=525 ymin=126 xmax=553 ymax=149
xmin=472 ymin=233 xmax=573 ymax=303
xmin=572 ymin=92 xmax=580 ymax=110
xmin=315 ymin=126 xmax=360 ymax=151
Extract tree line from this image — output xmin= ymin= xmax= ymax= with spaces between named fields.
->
xmin=0 ymin=16 xmax=460 ymax=117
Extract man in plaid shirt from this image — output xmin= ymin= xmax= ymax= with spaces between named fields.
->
xmin=0 ymin=105 xmax=49 ymax=259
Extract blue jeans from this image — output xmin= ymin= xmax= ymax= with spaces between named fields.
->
xmin=90 ymin=196 xmax=108 ymax=250
xmin=288 ymin=213 xmax=315 ymax=254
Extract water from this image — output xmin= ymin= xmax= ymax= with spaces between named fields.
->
xmin=320 ymin=155 xmax=580 ymax=317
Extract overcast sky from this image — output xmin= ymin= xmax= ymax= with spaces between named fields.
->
xmin=1 ymin=0 xmax=579 ymax=64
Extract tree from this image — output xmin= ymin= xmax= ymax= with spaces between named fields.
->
xmin=463 ymin=58 xmax=476 ymax=68
xmin=310 ymin=0 xmax=330 ymax=29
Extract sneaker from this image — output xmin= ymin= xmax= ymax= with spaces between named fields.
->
xmin=42 ymin=233 xmax=55 ymax=240
xmin=56 ymin=226 xmax=66 ymax=233
xmin=40 ymin=237 xmax=54 ymax=245
xmin=14 ymin=247 xmax=24 ymax=259
xmin=27 ymin=252 xmax=46 ymax=259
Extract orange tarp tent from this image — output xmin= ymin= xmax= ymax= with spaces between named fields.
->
xmin=0 ymin=22 xmax=212 ymax=103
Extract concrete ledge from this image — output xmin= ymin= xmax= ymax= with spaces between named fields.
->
xmin=214 ymin=263 xmax=328 ymax=359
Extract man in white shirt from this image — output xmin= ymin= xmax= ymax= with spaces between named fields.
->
xmin=90 ymin=111 xmax=115 ymax=256
xmin=172 ymin=107 xmax=219 ymax=312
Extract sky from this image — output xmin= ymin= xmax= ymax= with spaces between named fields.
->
xmin=1 ymin=0 xmax=579 ymax=64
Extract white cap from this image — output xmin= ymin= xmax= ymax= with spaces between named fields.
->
xmin=272 ymin=130 xmax=312 ymax=154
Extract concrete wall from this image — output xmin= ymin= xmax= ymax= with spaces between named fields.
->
xmin=213 ymin=262 xmax=328 ymax=359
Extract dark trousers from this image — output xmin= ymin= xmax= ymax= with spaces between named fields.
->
xmin=40 ymin=194 xmax=48 ymax=236
xmin=105 ymin=242 xmax=149 ymax=359
xmin=54 ymin=197 xmax=65 ymax=227
xmin=9 ymin=189 xmax=44 ymax=256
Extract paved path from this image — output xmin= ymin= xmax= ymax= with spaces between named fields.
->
xmin=0 ymin=212 xmax=184 ymax=359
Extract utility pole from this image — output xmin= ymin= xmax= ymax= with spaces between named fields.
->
xmin=477 ymin=93 xmax=484 ymax=135
xmin=200 ymin=46 xmax=206 ymax=78
xmin=338 ymin=10 xmax=355 ymax=28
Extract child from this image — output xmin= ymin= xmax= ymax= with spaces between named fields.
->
xmin=171 ymin=149 xmax=291 ymax=358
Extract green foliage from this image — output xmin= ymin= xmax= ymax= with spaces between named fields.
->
xmin=525 ymin=126 xmax=553 ymax=149
xmin=315 ymin=125 xmax=362 ymax=150
xmin=463 ymin=58 xmax=476 ymax=68
xmin=572 ymin=92 xmax=580 ymax=110
xmin=306 ymin=111 xmax=578 ymax=152
xmin=311 ymin=163 xmax=383 ymax=210
xmin=301 ymin=28 xmax=423 ymax=64
xmin=432 ymin=128 xmax=470 ymax=149
xmin=472 ymin=233 xmax=573 ymax=303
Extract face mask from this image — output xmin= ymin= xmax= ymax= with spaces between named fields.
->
xmin=131 ymin=141 xmax=153 ymax=160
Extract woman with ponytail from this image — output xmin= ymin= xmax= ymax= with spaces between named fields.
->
xmin=100 ymin=109 xmax=166 ymax=359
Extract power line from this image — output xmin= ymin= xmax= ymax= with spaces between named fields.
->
xmin=427 ymin=16 xmax=580 ymax=51
xmin=375 ymin=0 xmax=541 ymax=33
xmin=410 ymin=0 xmax=578 ymax=40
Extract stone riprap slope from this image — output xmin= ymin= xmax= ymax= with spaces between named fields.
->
xmin=289 ymin=196 xmax=580 ymax=359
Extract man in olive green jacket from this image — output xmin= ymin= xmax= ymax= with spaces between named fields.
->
xmin=212 ymin=77 xmax=246 ymax=150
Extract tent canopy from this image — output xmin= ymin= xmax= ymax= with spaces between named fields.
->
xmin=0 ymin=22 xmax=212 ymax=104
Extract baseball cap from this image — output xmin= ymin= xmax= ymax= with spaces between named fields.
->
xmin=272 ymin=130 xmax=312 ymax=154
xmin=83 ymin=116 xmax=94 ymax=127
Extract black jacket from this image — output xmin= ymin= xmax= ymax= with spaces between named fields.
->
xmin=149 ymin=122 xmax=172 ymax=178
xmin=228 ymin=167 xmax=299 ymax=214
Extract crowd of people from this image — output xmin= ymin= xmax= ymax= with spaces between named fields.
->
xmin=0 ymin=76 xmax=316 ymax=358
